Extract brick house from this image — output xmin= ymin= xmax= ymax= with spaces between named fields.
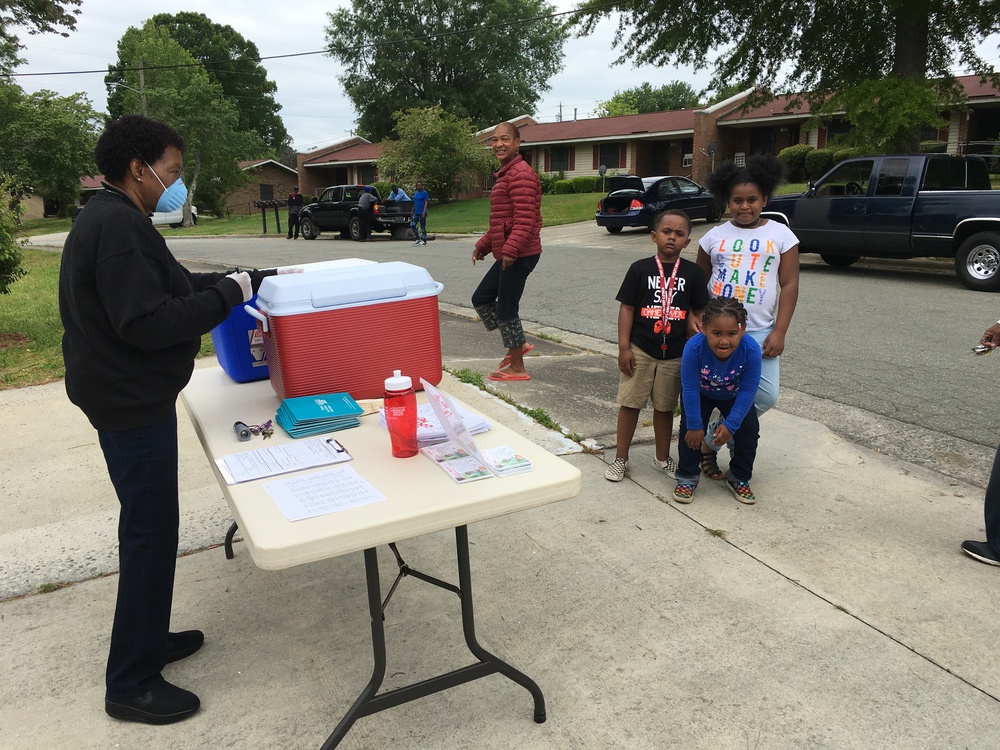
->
xmin=292 ymin=75 xmax=1000 ymax=191
xmin=296 ymin=137 xmax=380 ymax=198
xmin=224 ymin=159 xmax=299 ymax=215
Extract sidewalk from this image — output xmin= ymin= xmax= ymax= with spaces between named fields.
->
xmin=2 ymin=314 xmax=999 ymax=748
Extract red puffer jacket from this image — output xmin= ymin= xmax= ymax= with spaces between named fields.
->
xmin=475 ymin=154 xmax=542 ymax=261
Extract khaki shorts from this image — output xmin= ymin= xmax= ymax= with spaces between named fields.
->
xmin=616 ymin=344 xmax=682 ymax=412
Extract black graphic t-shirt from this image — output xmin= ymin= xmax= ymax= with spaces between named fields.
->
xmin=615 ymin=256 xmax=709 ymax=360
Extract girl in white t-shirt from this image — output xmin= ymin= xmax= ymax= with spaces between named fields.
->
xmin=695 ymin=155 xmax=800 ymax=482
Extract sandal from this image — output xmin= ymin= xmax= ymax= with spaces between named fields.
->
xmin=700 ymin=449 xmax=724 ymax=481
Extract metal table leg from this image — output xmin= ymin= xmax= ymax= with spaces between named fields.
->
xmin=319 ymin=525 xmax=545 ymax=749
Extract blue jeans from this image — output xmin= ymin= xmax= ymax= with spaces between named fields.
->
xmin=985 ymin=445 xmax=1000 ymax=554
xmin=98 ymin=410 xmax=180 ymax=699
xmin=411 ymin=214 xmax=426 ymax=241
xmin=676 ymin=394 xmax=760 ymax=486
xmin=747 ymin=328 xmax=779 ymax=414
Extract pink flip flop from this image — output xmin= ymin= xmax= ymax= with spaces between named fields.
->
xmin=499 ymin=343 xmax=535 ymax=369
xmin=488 ymin=369 xmax=531 ymax=382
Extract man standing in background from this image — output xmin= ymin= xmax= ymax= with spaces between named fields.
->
xmin=286 ymin=186 xmax=304 ymax=240
xmin=411 ymin=181 xmax=429 ymax=245
xmin=358 ymin=186 xmax=377 ymax=241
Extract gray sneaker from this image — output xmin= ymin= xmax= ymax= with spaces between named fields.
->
xmin=652 ymin=455 xmax=676 ymax=479
xmin=604 ymin=457 xmax=628 ymax=482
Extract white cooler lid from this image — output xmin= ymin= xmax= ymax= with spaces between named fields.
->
xmin=255 ymin=261 xmax=443 ymax=315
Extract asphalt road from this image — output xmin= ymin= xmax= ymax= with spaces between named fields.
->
xmin=34 ymin=219 xmax=1000 ymax=483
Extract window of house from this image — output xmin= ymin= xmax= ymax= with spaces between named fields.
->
xmin=598 ymin=143 xmax=623 ymax=169
xmin=550 ymin=146 xmax=570 ymax=172
xmin=682 ymin=154 xmax=693 ymax=168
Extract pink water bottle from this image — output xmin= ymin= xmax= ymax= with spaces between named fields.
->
xmin=384 ymin=369 xmax=418 ymax=458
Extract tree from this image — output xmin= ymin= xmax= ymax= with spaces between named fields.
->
xmin=0 ymin=80 xmax=99 ymax=208
xmin=105 ymin=21 xmax=263 ymax=226
xmin=376 ymin=106 xmax=496 ymax=203
xmin=145 ymin=12 xmax=287 ymax=151
xmin=593 ymin=81 xmax=701 ymax=117
xmin=325 ymin=0 xmax=568 ymax=141
xmin=1 ymin=0 xmax=79 ymax=73
xmin=571 ymin=0 xmax=1000 ymax=150
xmin=0 ymin=173 xmax=27 ymax=295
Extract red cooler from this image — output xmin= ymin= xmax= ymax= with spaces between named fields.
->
xmin=249 ymin=261 xmax=444 ymax=400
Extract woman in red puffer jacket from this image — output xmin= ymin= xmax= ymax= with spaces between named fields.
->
xmin=472 ymin=121 xmax=543 ymax=382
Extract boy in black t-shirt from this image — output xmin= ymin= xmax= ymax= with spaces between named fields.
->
xmin=605 ymin=210 xmax=709 ymax=482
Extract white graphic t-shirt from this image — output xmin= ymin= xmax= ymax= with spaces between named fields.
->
xmin=699 ymin=220 xmax=800 ymax=332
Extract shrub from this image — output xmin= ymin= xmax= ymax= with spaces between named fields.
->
xmin=570 ymin=175 xmax=600 ymax=193
xmin=538 ymin=172 xmax=558 ymax=194
xmin=553 ymin=179 xmax=575 ymax=194
xmin=832 ymin=147 xmax=865 ymax=163
xmin=371 ymin=181 xmax=391 ymax=200
xmin=804 ymin=149 xmax=836 ymax=180
xmin=919 ymin=140 xmax=948 ymax=154
xmin=777 ymin=144 xmax=814 ymax=182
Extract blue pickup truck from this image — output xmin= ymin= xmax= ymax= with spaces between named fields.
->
xmin=762 ymin=154 xmax=1000 ymax=291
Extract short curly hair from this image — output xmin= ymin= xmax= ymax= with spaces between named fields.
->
xmin=707 ymin=154 xmax=785 ymax=201
xmin=94 ymin=115 xmax=185 ymax=181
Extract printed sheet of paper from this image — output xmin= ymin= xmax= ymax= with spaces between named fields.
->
xmin=217 ymin=437 xmax=350 ymax=485
xmin=263 ymin=465 xmax=386 ymax=522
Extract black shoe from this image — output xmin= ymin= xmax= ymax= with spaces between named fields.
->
xmin=167 ymin=630 xmax=204 ymax=663
xmin=961 ymin=540 xmax=1000 ymax=567
xmin=105 ymin=679 xmax=200 ymax=725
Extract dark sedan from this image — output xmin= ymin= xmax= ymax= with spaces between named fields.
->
xmin=595 ymin=175 xmax=722 ymax=233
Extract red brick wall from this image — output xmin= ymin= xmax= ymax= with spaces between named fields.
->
xmin=225 ymin=163 xmax=299 ymax=215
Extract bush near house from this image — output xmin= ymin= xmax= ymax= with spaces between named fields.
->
xmin=570 ymin=175 xmax=601 ymax=193
xmin=553 ymin=179 xmax=575 ymax=194
xmin=372 ymin=181 xmax=391 ymax=198
xmin=832 ymin=147 xmax=866 ymax=163
xmin=538 ymin=172 xmax=558 ymax=194
xmin=804 ymin=149 xmax=836 ymax=180
xmin=777 ymin=144 xmax=814 ymax=182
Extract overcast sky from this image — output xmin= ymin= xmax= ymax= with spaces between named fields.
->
xmin=10 ymin=1 xmax=999 ymax=155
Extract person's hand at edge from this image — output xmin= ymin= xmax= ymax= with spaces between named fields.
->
xmin=981 ymin=322 xmax=1000 ymax=348
xmin=226 ymin=271 xmax=252 ymax=303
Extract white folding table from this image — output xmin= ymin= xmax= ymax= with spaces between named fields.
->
xmin=180 ymin=367 xmax=582 ymax=748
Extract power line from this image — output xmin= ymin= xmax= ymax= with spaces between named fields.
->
xmin=10 ymin=2 xmax=618 ymax=80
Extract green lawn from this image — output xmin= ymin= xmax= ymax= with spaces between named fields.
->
xmin=18 ymin=191 xmax=606 ymax=239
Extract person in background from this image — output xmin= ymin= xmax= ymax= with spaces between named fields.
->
xmin=961 ymin=319 xmax=1000 ymax=567
xmin=411 ymin=180 xmax=429 ymax=245
xmin=604 ymin=209 xmax=708 ymax=483
xmin=286 ymin=185 xmax=304 ymax=239
xmin=388 ymin=183 xmax=410 ymax=201
xmin=472 ymin=122 xmax=542 ymax=382
xmin=59 ymin=114 xmax=291 ymax=725
xmin=357 ymin=185 xmax=377 ymax=241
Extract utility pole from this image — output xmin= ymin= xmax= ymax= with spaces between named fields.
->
xmin=138 ymin=59 xmax=148 ymax=117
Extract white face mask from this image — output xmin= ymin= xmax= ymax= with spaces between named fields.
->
xmin=145 ymin=161 xmax=188 ymax=213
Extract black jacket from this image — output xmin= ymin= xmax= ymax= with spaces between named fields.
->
xmin=59 ymin=185 xmax=245 ymax=430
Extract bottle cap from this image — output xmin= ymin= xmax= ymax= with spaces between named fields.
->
xmin=384 ymin=369 xmax=412 ymax=391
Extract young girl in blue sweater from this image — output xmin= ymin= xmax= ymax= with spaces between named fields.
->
xmin=674 ymin=297 xmax=762 ymax=505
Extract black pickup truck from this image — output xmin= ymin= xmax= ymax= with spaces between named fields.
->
xmin=298 ymin=185 xmax=414 ymax=242
xmin=762 ymin=154 xmax=1000 ymax=291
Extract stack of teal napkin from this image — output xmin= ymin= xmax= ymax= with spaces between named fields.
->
xmin=276 ymin=392 xmax=364 ymax=438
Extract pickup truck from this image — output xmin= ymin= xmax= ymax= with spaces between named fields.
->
xmin=762 ymin=154 xmax=1000 ymax=291
xmin=298 ymin=185 xmax=414 ymax=242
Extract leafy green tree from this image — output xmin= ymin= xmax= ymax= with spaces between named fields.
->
xmin=0 ymin=173 xmax=27 ymax=294
xmin=593 ymin=81 xmax=701 ymax=117
xmin=325 ymin=0 xmax=568 ymax=141
xmin=0 ymin=80 xmax=99 ymax=208
xmin=106 ymin=21 xmax=262 ymax=226
xmin=571 ymin=0 xmax=1000 ymax=150
xmin=376 ymin=106 xmax=496 ymax=203
xmin=146 ymin=12 xmax=287 ymax=151
xmin=1 ymin=0 xmax=79 ymax=73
